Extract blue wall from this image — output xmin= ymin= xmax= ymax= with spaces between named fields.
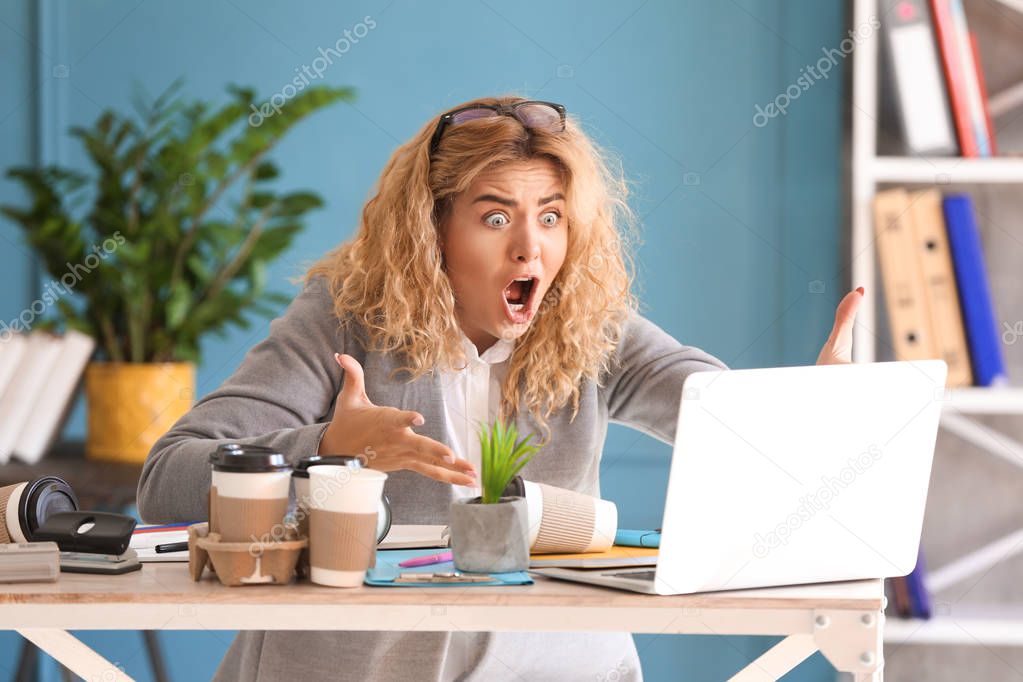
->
xmin=0 ymin=1 xmax=846 ymax=680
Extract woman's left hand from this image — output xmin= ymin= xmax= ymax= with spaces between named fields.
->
xmin=816 ymin=287 xmax=865 ymax=366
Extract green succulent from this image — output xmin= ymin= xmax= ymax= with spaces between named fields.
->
xmin=1 ymin=81 xmax=354 ymax=363
xmin=478 ymin=420 xmax=542 ymax=504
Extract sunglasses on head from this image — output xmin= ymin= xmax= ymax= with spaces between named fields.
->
xmin=429 ymin=100 xmax=567 ymax=156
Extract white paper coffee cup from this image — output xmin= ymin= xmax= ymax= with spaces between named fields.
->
xmin=308 ymin=465 xmax=387 ymax=587
xmin=209 ymin=445 xmax=292 ymax=544
xmin=524 ymin=481 xmax=618 ymax=553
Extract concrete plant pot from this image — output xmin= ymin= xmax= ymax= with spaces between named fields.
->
xmin=449 ymin=496 xmax=529 ymax=573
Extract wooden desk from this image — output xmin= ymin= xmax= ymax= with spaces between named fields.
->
xmin=0 ymin=564 xmax=886 ymax=681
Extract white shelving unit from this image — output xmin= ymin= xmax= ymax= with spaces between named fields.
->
xmin=872 ymin=156 xmax=1023 ymax=184
xmin=850 ymin=0 xmax=1023 ymax=646
xmin=885 ymin=605 xmax=1023 ymax=646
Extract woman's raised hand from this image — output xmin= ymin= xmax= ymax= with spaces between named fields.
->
xmin=318 ymin=353 xmax=477 ymax=486
xmin=816 ymin=287 xmax=864 ymax=366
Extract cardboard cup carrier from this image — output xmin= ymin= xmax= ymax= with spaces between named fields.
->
xmin=192 ymin=444 xmax=302 ymax=586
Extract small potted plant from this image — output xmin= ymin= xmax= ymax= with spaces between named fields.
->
xmin=449 ymin=420 xmax=541 ymax=573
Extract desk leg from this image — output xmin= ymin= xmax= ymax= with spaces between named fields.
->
xmin=728 ymin=634 xmax=817 ymax=681
xmin=812 ymin=608 xmax=884 ymax=681
xmin=16 ymin=629 xmax=135 ymax=682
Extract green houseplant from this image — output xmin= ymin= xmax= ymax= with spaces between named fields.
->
xmin=449 ymin=420 xmax=542 ymax=572
xmin=1 ymin=82 xmax=354 ymax=461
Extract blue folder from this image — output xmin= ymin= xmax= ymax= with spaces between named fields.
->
xmin=905 ymin=547 xmax=932 ymax=620
xmin=943 ymin=194 xmax=1008 ymax=387
xmin=365 ymin=548 xmax=533 ymax=587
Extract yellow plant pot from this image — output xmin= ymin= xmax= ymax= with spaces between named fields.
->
xmin=85 ymin=362 xmax=195 ymax=463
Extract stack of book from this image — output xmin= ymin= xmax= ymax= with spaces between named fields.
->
xmin=0 ymin=330 xmax=95 ymax=464
xmin=874 ymin=188 xmax=1007 ymax=388
xmin=882 ymin=0 xmax=997 ymax=157
xmin=889 ymin=548 xmax=932 ymax=619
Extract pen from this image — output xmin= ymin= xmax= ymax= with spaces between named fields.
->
xmin=398 ymin=550 xmax=453 ymax=568
xmin=134 ymin=522 xmax=195 ymax=534
xmin=155 ymin=541 xmax=189 ymax=553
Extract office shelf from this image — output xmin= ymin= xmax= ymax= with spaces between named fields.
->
xmin=851 ymin=0 xmax=1023 ymax=659
xmin=942 ymin=387 xmax=1023 ymax=414
xmin=885 ymin=607 xmax=1023 ymax=647
xmin=872 ymin=156 xmax=1023 ymax=184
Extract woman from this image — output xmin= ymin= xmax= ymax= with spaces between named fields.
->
xmin=137 ymin=95 xmax=862 ymax=681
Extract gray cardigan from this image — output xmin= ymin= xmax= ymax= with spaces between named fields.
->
xmin=137 ymin=276 xmax=727 ymax=682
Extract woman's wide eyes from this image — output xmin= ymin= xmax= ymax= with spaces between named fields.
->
xmin=484 ymin=213 xmax=509 ymax=227
xmin=483 ymin=211 xmax=561 ymax=228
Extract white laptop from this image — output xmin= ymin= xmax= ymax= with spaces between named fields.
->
xmin=531 ymin=360 xmax=948 ymax=595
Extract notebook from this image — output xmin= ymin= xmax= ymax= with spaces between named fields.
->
xmin=378 ymin=524 xmax=449 ymax=550
xmin=529 ymin=545 xmax=659 ymax=569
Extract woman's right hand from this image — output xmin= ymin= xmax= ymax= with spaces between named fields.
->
xmin=318 ymin=353 xmax=477 ymax=486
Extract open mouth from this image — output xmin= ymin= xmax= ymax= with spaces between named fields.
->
xmin=502 ymin=276 xmax=538 ymax=323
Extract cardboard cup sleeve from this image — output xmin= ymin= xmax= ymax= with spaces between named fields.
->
xmin=529 ymin=483 xmax=617 ymax=554
xmin=214 ymin=495 xmax=289 ymax=543
xmin=208 ymin=486 xmax=218 ymax=535
xmin=309 ymin=510 xmax=377 ymax=572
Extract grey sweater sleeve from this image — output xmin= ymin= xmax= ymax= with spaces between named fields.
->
xmin=136 ymin=277 xmax=343 ymax=524
xmin=601 ymin=312 xmax=728 ymax=445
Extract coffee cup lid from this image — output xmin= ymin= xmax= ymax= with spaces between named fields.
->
xmin=292 ymin=454 xmax=363 ymax=478
xmin=209 ymin=442 xmax=243 ymax=464
xmin=210 ymin=444 xmax=290 ymax=473
xmin=22 ymin=476 xmax=79 ymax=540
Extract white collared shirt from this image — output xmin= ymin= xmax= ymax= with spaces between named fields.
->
xmin=439 ymin=334 xmax=515 ymax=500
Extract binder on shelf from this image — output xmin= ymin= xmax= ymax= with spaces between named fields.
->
xmin=968 ymin=32 xmax=998 ymax=156
xmin=0 ymin=333 xmax=63 ymax=463
xmin=929 ymin=0 xmax=993 ymax=157
xmin=907 ymin=189 xmax=973 ymax=388
xmin=13 ymin=330 xmax=95 ymax=463
xmin=890 ymin=575 xmax=913 ymax=617
xmin=873 ymin=189 xmax=937 ymax=362
xmin=0 ymin=334 xmax=28 ymax=399
xmin=881 ymin=0 xmax=957 ymax=155
xmin=942 ymin=194 xmax=1008 ymax=386
xmin=905 ymin=548 xmax=933 ymax=620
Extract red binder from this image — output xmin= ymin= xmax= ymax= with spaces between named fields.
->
xmin=968 ymin=31 xmax=998 ymax=156
xmin=930 ymin=0 xmax=978 ymax=156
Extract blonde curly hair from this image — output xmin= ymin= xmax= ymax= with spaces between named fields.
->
xmin=305 ymin=94 xmax=638 ymax=438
